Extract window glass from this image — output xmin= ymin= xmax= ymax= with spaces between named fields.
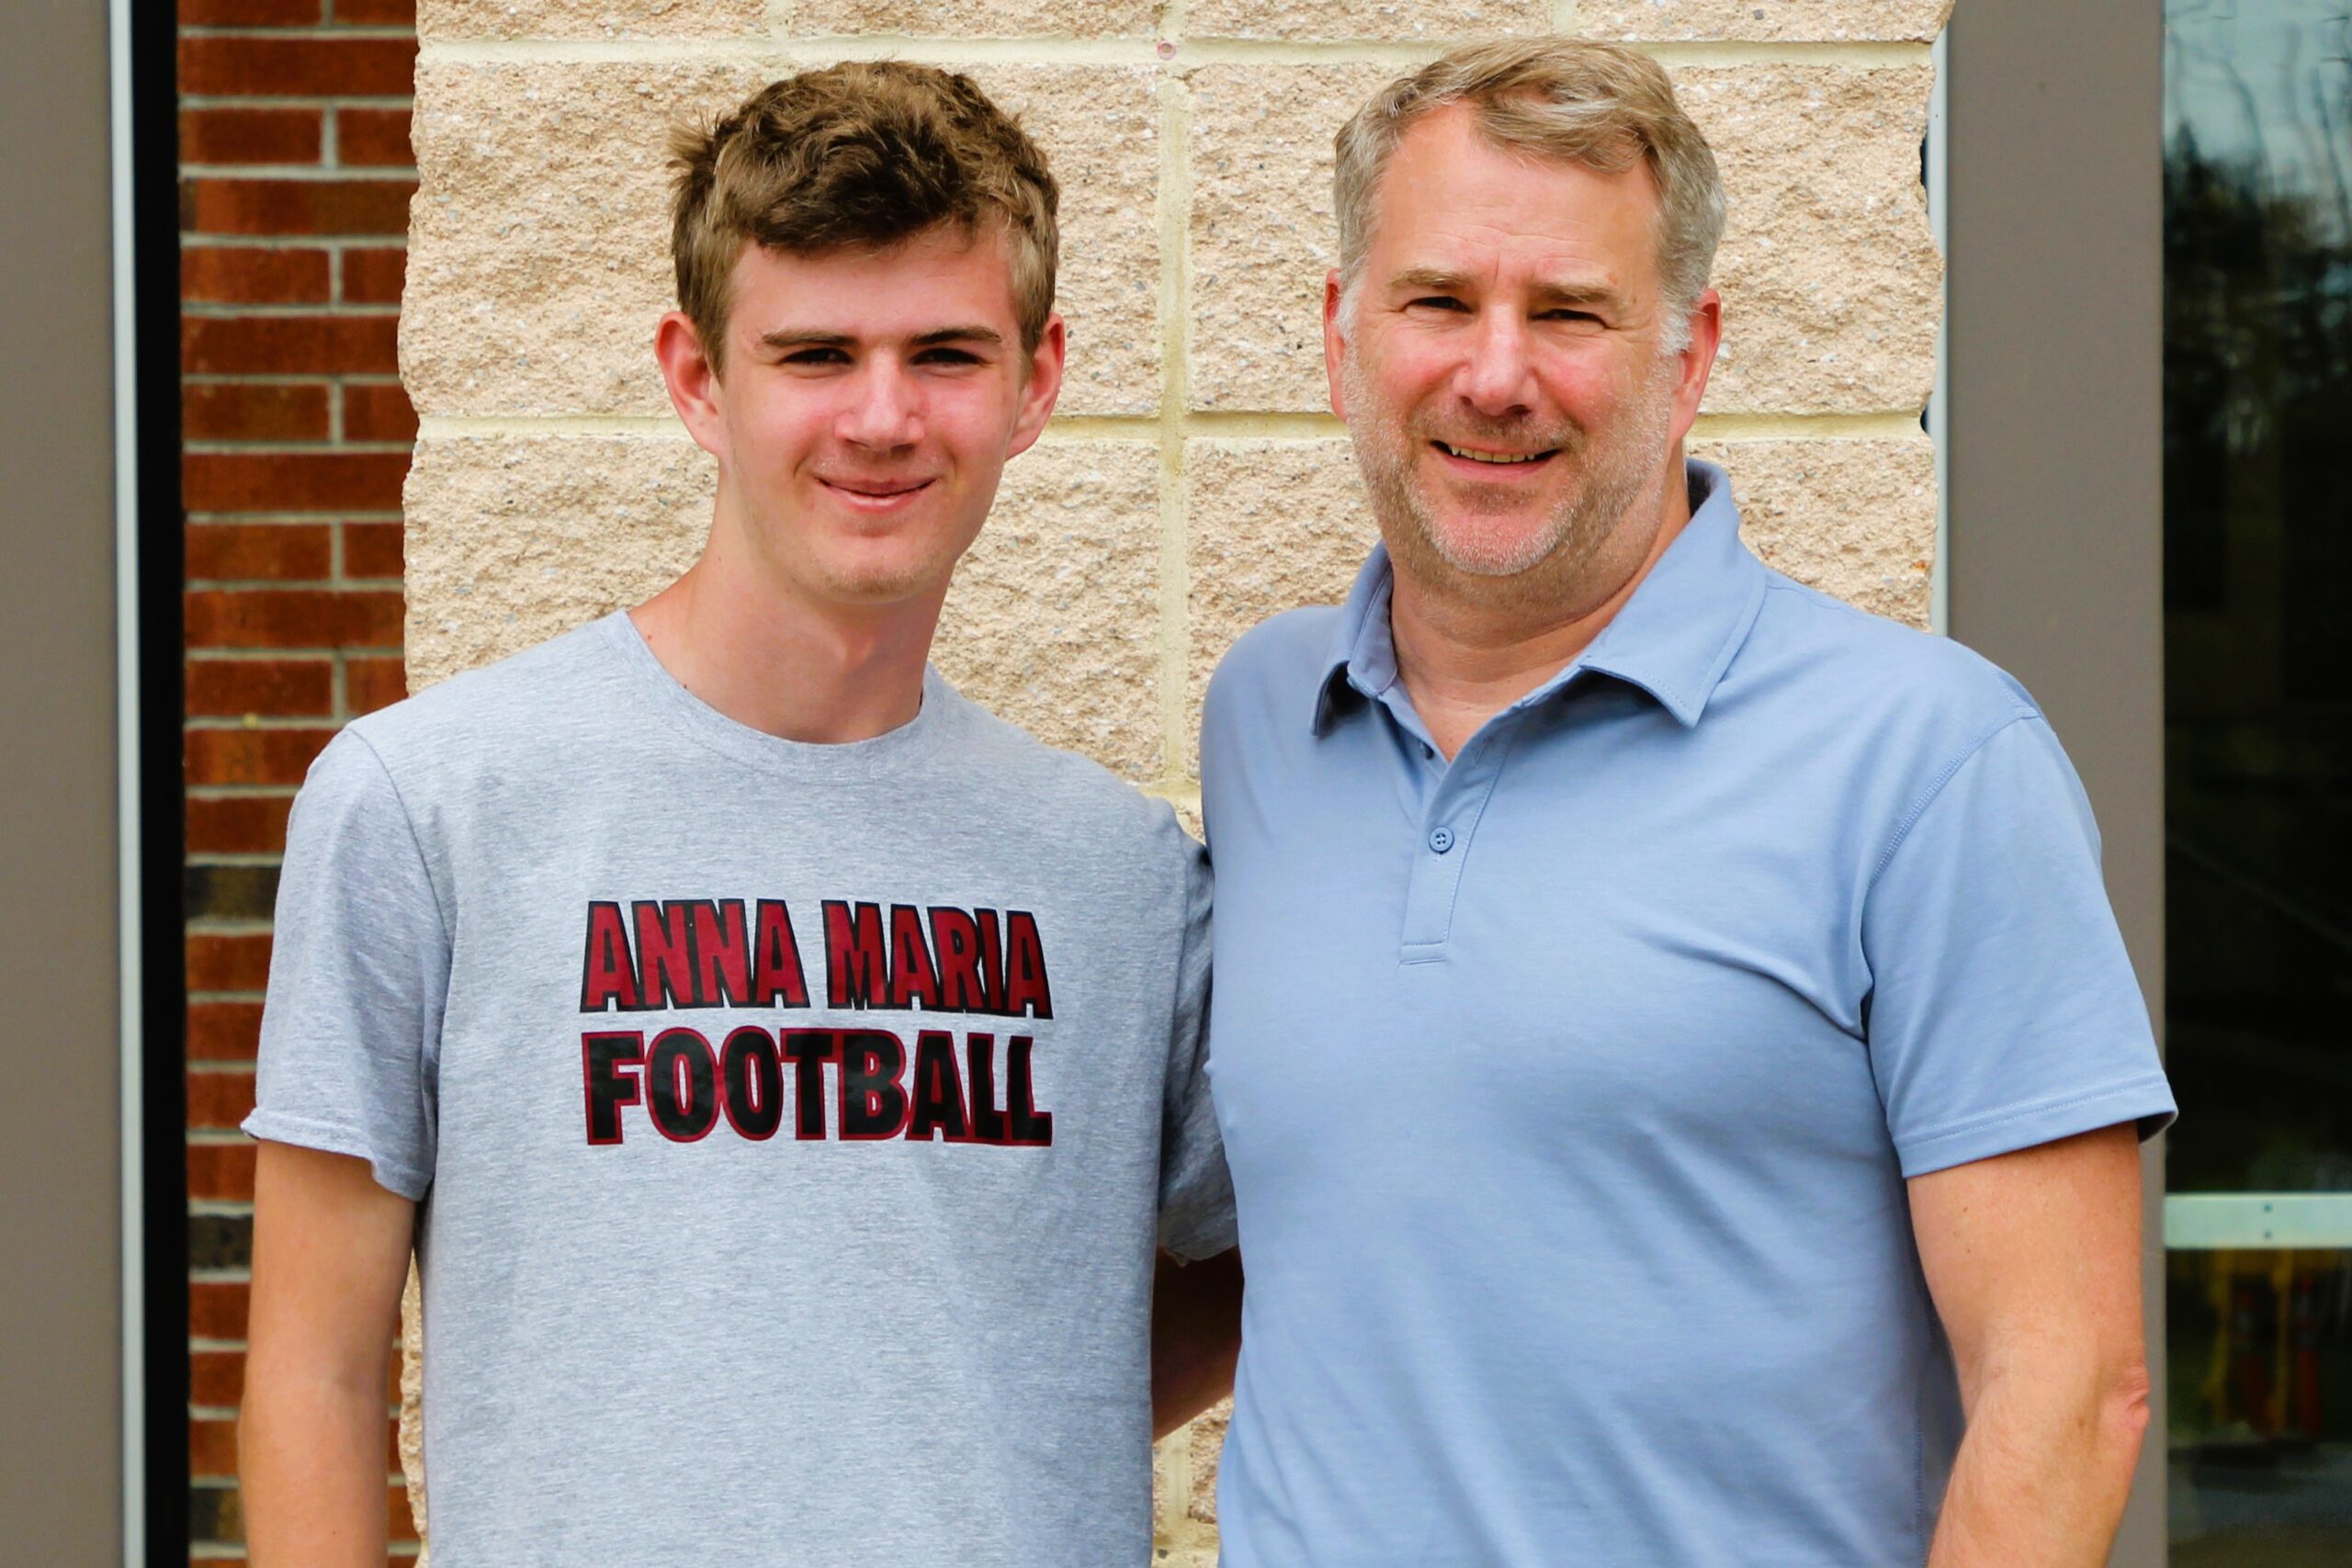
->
xmin=2165 ymin=1 xmax=2352 ymax=1558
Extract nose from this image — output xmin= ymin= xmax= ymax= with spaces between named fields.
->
xmin=838 ymin=355 xmax=923 ymax=450
xmin=1455 ymin=310 xmax=1537 ymax=418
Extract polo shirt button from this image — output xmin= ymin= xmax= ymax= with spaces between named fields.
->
xmin=1429 ymin=827 xmax=1454 ymax=853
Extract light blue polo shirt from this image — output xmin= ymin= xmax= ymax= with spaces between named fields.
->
xmin=1197 ymin=459 xmax=2175 ymax=1566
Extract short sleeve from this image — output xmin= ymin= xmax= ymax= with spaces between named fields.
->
xmin=1863 ymin=714 xmax=2176 ymax=1179
xmin=241 ymin=728 xmax=448 ymax=1201
xmin=1157 ymin=832 xmax=1238 ymax=1260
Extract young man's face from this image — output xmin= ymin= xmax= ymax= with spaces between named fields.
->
xmin=664 ymin=223 xmax=1063 ymax=613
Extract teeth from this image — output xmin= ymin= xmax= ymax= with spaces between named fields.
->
xmin=1440 ymin=443 xmax=1548 ymax=465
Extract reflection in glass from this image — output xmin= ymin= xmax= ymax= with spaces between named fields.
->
xmin=2168 ymin=1252 xmax=2352 ymax=1564
xmin=2165 ymin=0 xmax=2352 ymax=1558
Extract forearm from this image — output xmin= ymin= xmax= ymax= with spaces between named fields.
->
xmin=239 ymin=1357 xmax=395 ymax=1568
xmin=1927 ymin=1361 xmax=2151 ymax=1567
xmin=1151 ymin=1247 xmax=1244 ymax=1438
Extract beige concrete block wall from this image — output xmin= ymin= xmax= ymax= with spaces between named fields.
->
xmin=397 ymin=3 xmax=1953 ymax=1557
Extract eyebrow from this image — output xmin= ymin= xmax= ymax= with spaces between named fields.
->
xmin=755 ymin=324 xmax=1006 ymax=352
xmin=1389 ymin=267 xmax=1627 ymax=312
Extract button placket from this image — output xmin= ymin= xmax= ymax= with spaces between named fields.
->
xmin=1397 ymin=725 xmax=1519 ymax=960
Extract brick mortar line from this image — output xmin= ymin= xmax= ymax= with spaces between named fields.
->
xmin=178 ymin=232 xmax=409 ymax=247
xmin=182 ymin=302 xmax=405 ymax=316
xmin=183 ymin=375 xmax=406 ymax=384
xmin=187 ymin=512 xmax=404 ymax=523
xmin=183 ymin=231 xmax=414 ymax=243
xmin=178 ymin=25 xmax=418 ymax=39
xmin=183 ymin=164 xmax=420 ymax=179
xmin=181 ymin=94 xmax=416 ymax=109
xmin=418 ymin=37 xmax=1933 ymax=69
xmin=184 ymin=439 xmax=413 ymax=454
xmin=1153 ymin=73 xmax=1192 ymax=795
xmin=190 ymin=649 xmax=395 ymax=661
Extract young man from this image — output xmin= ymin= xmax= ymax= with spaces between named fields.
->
xmin=1199 ymin=39 xmax=2173 ymax=1565
xmin=239 ymin=63 xmax=1237 ymax=1567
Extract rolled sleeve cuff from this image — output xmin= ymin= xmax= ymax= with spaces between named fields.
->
xmin=241 ymin=1108 xmax=433 ymax=1202
xmin=1894 ymin=1073 xmax=2178 ymax=1179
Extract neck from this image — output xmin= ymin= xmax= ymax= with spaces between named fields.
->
xmin=1390 ymin=456 xmax=1691 ymax=759
xmin=630 ymin=493 xmax=944 ymax=745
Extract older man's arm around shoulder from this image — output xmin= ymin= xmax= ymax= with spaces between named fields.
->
xmin=1912 ymin=1122 xmax=2152 ymax=1565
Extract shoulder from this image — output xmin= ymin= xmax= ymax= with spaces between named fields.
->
xmin=935 ymin=684 xmax=1200 ymax=876
xmin=338 ymin=617 xmax=620 ymax=777
xmin=1738 ymin=572 xmax=2041 ymax=750
xmin=1204 ymin=605 xmax=1344 ymax=728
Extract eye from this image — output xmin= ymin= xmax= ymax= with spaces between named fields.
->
xmin=1405 ymin=295 xmax=1471 ymax=313
xmin=914 ymin=346 xmax=986 ymax=366
xmin=1540 ymin=308 xmax=1600 ymax=323
xmin=780 ymin=346 xmax=849 ymax=367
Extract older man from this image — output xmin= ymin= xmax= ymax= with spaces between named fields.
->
xmin=1197 ymin=39 xmax=2175 ymax=1566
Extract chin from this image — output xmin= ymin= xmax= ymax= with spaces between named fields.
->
xmin=1411 ymin=503 xmax=1577 ymax=579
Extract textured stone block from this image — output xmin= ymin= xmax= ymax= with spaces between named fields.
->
xmin=1679 ymin=65 xmax=1940 ymax=415
xmin=961 ymin=65 xmax=1163 ymax=417
xmin=417 ymin=0 xmax=768 ymax=38
xmin=405 ymin=60 xmax=1159 ymax=419
xmin=1186 ymin=62 xmax=1941 ymax=417
xmin=404 ymin=59 xmax=770 ymax=419
xmin=406 ymin=433 xmax=1164 ymax=776
xmin=1186 ymin=438 xmax=1374 ymax=741
xmin=790 ymin=0 xmax=1157 ymax=37
xmin=1694 ymin=435 xmax=1936 ymax=626
xmin=1577 ymin=1 xmax=1953 ymax=42
xmin=403 ymin=434 xmax=715 ymax=685
xmin=1187 ymin=0 xmax=1546 ymax=41
xmin=1186 ymin=1397 xmax=1231 ymax=1521
xmin=400 ymin=1262 xmax=424 ymax=1541
xmin=1186 ymin=64 xmax=1392 ymax=413
xmin=933 ymin=440 xmax=1164 ymax=780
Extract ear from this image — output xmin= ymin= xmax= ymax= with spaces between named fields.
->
xmin=656 ymin=310 xmax=730 ymax=463
xmin=1667 ymin=288 xmax=1723 ymax=449
xmin=1322 ymin=269 xmax=1349 ymax=421
xmin=1005 ymin=312 xmax=1067 ymax=460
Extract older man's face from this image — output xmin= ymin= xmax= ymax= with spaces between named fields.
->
xmin=1327 ymin=106 xmax=1712 ymax=597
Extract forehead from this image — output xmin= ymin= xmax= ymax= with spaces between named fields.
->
xmin=1369 ymin=105 xmax=1663 ymax=289
xmin=724 ymin=223 xmax=1022 ymax=339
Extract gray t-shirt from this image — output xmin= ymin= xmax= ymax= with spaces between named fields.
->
xmin=245 ymin=611 xmax=1234 ymax=1568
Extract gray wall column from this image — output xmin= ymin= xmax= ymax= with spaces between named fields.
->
xmin=1944 ymin=2 xmax=2167 ymax=1563
xmin=0 ymin=0 xmax=130 ymax=1559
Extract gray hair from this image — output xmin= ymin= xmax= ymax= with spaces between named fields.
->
xmin=1332 ymin=39 xmax=1726 ymax=347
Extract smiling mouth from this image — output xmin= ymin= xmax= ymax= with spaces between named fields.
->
xmin=821 ymin=477 xmax=934 ymax=500
xmin=1432 ymin=441 xmax=1557 ymax=467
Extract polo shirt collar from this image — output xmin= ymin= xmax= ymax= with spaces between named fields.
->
xmin=1311 ymin=457 xmax=1769 ymax=735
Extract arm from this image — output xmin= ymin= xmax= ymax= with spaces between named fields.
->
xmin=239 ymin=1141 xmax=418 ymax=1568
xmin=1912 ymin=1122 xmax=2152 ymax=1567
xmin=1151 ymin=1247 xmax=1244 ymax=1438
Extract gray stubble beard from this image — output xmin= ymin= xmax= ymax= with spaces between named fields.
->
xmin=1339 ymin=344 xmax=1682 ymax=613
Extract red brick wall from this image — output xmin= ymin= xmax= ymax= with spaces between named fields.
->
xmin=179 ymin=0 xmax=417 ymax=1557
